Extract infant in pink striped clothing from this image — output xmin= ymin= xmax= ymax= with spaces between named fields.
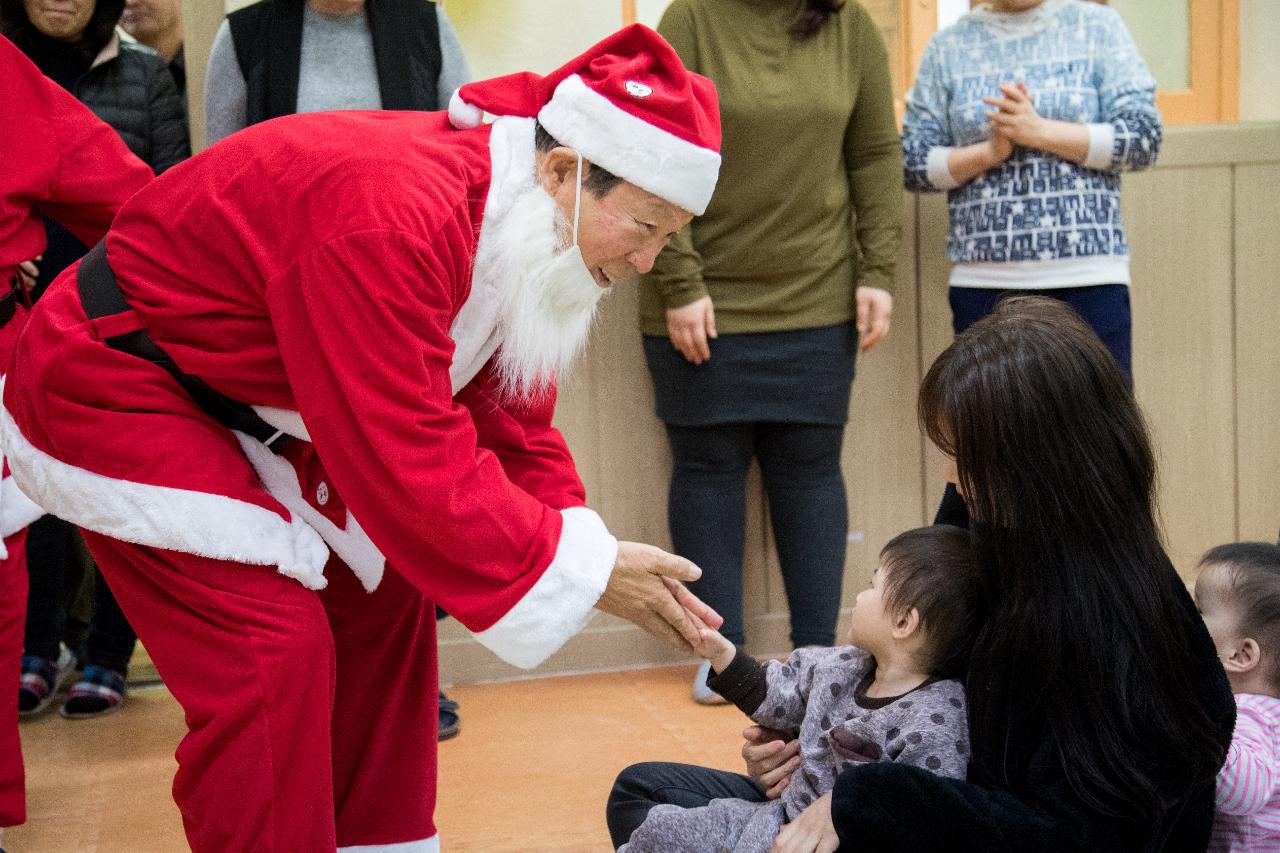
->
xmin=1195 ymin=542 xmax=1280 ymax=853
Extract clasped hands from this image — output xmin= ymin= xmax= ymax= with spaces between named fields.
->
xmin=595 ymin=540 xmax=725 ymax=652
xmin=981 ymin=81 xmax=1088 ymax=167
xmin=984 ymin=80 xmax=1042 ymax=155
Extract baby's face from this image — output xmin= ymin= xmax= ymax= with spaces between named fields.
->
xmin=848 ymin=562 xmax=894 ymax=649
xmin=1194 ymin=564 xmax=1243 ymax=675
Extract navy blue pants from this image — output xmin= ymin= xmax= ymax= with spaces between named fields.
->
xmin=935 ymin=285 xmax=1132 ymax=526
xmin=666 ymin=422 xmax=847 ymax=648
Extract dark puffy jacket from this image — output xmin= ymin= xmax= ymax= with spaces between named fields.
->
xmin=76 ymin=39 xmax=189 ymax=173
xmin=28 ymin=36 xmax=189 ymax=295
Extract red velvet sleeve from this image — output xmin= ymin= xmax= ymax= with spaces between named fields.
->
xmin=1 ymin=40 xmax=151 ymax=272
xmin=264 ymin=221 xmax=615 ymax=661
xmin=37 ymin=58 xmax=153 ymax=244
xmin=454 ymin=361 xmax=587 ymax=511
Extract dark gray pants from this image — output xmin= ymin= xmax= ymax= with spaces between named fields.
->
xmin=606 ymin=761 xmax=768 ymax=849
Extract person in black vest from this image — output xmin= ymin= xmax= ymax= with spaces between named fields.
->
xmin=204 ymin=0 xmax=471 ymax=740
xmin=1 ymin=0 xmax=188 ymax=720
xmin=204 ymin=0 xmax=471 ymax=145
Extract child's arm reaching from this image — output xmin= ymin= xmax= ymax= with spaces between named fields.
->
xmin=684 ymin=607 xmax=737 ymax=673
xmin=684 ymin=607 xmax=846 ymax=736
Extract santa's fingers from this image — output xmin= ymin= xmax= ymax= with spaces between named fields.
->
xmin=649 ymin=549 xmax=701 ymax=583
xmin=641 ymin=591 xmax=698 ymax=651
xmin=662 ymin=575 xmax=723 ymax=630
xmin=632 ymin=606 xmax=692 ymax=653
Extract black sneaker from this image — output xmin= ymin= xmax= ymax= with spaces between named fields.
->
xmin=438 ymin=690 xmax=460 ymax=741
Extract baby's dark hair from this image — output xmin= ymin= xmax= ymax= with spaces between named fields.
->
xmin=879 ymin=525 xmax=983 ymax=678
xmin=1199 ymin=542 xmax=1280 ymax=688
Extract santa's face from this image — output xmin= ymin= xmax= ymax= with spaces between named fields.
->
xmin=538 ymin=149 xmax=692 ymax=288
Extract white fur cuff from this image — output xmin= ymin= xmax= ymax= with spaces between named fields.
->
xmin=473 ymin=506 xmax=617 ymax=669
xmin=338 ymin=835 xmax=439 ymax=852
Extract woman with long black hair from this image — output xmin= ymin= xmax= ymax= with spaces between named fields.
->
xmin=612 ymin=297 xmax=1234 ymax=851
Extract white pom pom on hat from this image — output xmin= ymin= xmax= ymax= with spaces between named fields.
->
xmin=447 ymin=88 xmax=484 ymax=130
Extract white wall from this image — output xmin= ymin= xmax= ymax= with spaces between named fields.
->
xmin=443 ymin=0 xmax=623 ymax=79
xmin=634 ymin=0 xmax=671 ymax=27
xmin=1239 ymin=0 xmax=1280 ymax=122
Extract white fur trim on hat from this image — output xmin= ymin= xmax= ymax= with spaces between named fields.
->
xmin=448 ymin=89 xmax=484 ymax=129
xmin=538 ymin=75 xmax=721 ymax=215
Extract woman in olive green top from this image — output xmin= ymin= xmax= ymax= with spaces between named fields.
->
xmin=642 ymin=0 xmax=902 ymax=703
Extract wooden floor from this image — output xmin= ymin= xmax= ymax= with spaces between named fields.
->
xmin=7 ymin=665 xmax=747 ymax=852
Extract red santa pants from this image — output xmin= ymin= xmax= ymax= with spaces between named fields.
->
xmin=81 ymin=531 xmax=440 ymax=851
xmin=0 ymin=529 xmax=27 ymax=827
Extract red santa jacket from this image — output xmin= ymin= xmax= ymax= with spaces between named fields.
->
xmin=1 ymin=111 xmax=618 ymax=668
xmin=0 ymin=37 xmax=152 ymax=550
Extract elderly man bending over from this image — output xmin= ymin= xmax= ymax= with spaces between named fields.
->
xmin=1 ymin=25 xmax=722 ymax=853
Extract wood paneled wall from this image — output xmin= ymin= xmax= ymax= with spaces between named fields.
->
xmin=439 ymin=123 xmax=1280 ymax=684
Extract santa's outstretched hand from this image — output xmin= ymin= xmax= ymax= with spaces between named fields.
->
xmin=596 ymin=542 xmax=723 ymax=652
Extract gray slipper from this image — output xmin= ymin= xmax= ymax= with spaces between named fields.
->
xmin=692 ymin=659 xmax=728 ymax=705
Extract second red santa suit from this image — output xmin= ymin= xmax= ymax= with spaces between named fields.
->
xmin=2 ymin=24 xmax=719 ymax=853
xmin=0 ymin=38 xmax=152 ymax=831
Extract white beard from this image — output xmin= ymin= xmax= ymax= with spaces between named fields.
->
xmin=482 ymin=184 xmax=607 ymax=403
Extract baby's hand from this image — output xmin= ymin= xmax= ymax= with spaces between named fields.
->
xmin=685 ymin=607 xmax=736 ymax=672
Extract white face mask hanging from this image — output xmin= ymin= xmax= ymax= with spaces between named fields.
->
xmin=536 ymin=149 xmax=600 ymax=295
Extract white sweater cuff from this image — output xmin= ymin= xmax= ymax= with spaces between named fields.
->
xmin=1084 ymin=123 xmax=1116 ymax=171
xmin=926 ymin=146 xmax=962 ymax=190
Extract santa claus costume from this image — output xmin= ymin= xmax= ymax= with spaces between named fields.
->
xmin=0 ymin=38 xmax=152 ymax=830
xmin=2 ymin=25 xmax=719 ymax=851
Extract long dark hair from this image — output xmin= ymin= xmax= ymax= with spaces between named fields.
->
xmin=1 ymin=0 xmax=124 ymax=65
xmin=790 ymin=0 xmax=843 ymax=39
xmin=919 ymin=296 xmax=1227 ymax=819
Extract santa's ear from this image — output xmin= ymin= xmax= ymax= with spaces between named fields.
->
xmin=1225 ymin=637 xmax=1262 ymax=675
xmin=892 ymin=607 xmax=921 ymax=641
xmin=536 ymin=147 xmax=579 ymax=196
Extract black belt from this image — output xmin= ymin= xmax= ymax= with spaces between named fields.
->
xmin=76 ymin=240 xmax=294 ymax=453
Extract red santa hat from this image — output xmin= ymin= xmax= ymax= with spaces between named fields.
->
xmin=447 ymin=24 xmax=722 ymax=216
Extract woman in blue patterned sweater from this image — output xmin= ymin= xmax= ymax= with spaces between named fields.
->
xmin=902 ymin=0 xmax=1160 ymax=525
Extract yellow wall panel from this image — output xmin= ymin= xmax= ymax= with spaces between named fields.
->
xmin=1125 ymin=167 xmax=1237 ymax=573
xmin=1234 ymin=163 xmax=1280 ymax=541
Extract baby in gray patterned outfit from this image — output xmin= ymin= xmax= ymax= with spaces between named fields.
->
xmin=620 ymin=525 xmax=983 ymax=853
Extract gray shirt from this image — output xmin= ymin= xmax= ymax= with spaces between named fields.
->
xmin=205 ymin=1 xmax=471 ymax=145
